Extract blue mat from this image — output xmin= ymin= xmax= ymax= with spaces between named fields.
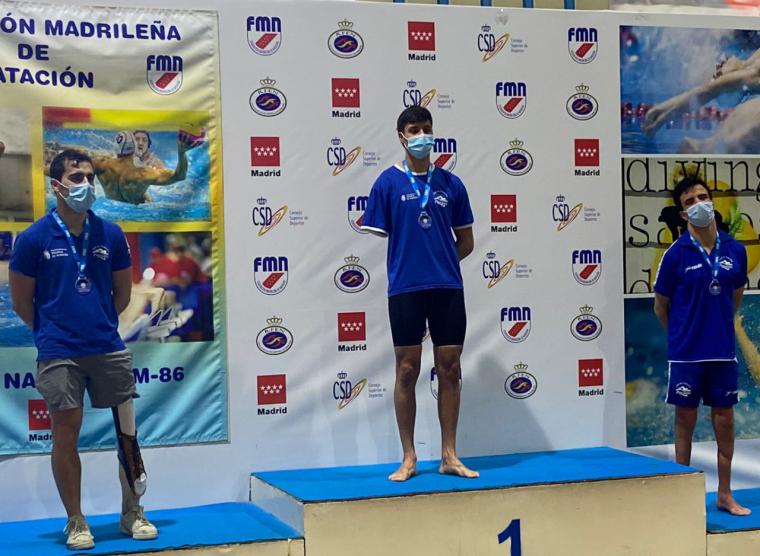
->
xmin=707 ymin=489 xmax=760 ymax=533
xmin=253 ymin=446 xmax=696 ymax=503
xmin=0 ymin=502 xmax=301 ymax=556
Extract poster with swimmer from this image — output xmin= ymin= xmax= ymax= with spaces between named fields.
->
xmin=0 ymin=3 xmax=226 ymax=454
xmin=621 ymin=26 xmax=760 ymax=155
xmin=42 ymin=108 xmax=211 ymax=222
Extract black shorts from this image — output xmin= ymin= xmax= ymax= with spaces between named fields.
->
xmin=388 ymin=288 xmax=466 ymax=346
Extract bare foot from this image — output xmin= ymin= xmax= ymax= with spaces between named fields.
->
xmin=717 ymin=493 xmax=752 ymax=516
xmin=388 ymin=458 xmax=417 ymax=482
xmin=439 ymin=457 xmax=479 ymax=478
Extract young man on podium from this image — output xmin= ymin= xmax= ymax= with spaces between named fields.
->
xmin=362 ymin=106 xmax=478 ymax=481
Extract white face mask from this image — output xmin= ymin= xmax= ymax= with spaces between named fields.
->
xmin=685 ymin=201 xmax=714 ymax=228
xmin=404 ymin=133 xmax=435 ymax=159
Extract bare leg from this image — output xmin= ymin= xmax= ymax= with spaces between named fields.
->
xmin=712 ymin=407 xmax=751 ymax=516
xmin=389 ymin=345 xmax=421 ymax=482
xmin=50 ymin=408 xmax=84 ymax=518
xmin=674 ymin=406 xmax=698 ymax=465
xmin=436 ymin=345 xmax=478 ymax=478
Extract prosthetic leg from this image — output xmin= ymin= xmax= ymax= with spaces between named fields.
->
xmin=112 ymin=400 xmax=147 ymax=497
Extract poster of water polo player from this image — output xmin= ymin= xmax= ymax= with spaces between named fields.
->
xmin=42 ymin=107 xmax=211 ymax=222
xmin=621 ymin=26 xmax=760 ymax=155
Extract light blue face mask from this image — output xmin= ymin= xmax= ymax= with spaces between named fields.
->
xmin=56 ymin=180 xmax=96 ymax=213
xmin=686 ymin=200 xmax=714 ymax=228
xmin=405 ymin=133 xmax=435 ymax=159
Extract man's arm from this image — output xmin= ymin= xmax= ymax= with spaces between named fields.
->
xmin=453 ymin=227 xmax=474 ymax=261
xmin=9 ymin=270 xmax=35 ymax=328
xmin=733 ymin=286 xmax=745 ymax=315
xmin=112 ymin=267 xmax=132 ymax=315
xmin=653 ymin=293 xmax=670 ymax=331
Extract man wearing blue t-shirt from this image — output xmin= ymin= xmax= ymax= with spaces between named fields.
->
xmin=654 ymin=176 xmax=750 ymax=516
xmin=362 ymin=106 xmax=477 ymax=481
xmin=9 ymin=150 xmax=158 ymax=549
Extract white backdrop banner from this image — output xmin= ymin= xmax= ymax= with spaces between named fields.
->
xmin=223 ymin=1 xmax=625 ymax=470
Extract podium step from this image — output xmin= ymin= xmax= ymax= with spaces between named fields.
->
xmin=0 ymin=502 xmax=304 ymax=556
xmin=250 ymin=446 xmax=706 ymax=556
xmin=707 ymin=488 xmax=760 ymax=555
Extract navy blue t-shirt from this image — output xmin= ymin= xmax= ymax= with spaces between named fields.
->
xmin=362 ymin=165 xmax=474 ymax=296
xmin=10 ymin=210 xmax=131 ymax=360
xmin=654 ymin=230 xmax=747 ymax=362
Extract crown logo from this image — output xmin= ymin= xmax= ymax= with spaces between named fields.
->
xmin=555 ymin=194 xmax=565 ymax=203
xmin=266 ymin=316 xmax=283 ymax=326
xmin=579 ymin=305 xmax=594 ymax=314
xmin=337 ymin=371 xmax=348 ymax=379
xmin=481 ymin=24 xmax=492 ymax=32
xmin=514 ymin=361 xmax=529 ymax=371
xmin=486 ymin=251 xmax=496 ymax=260
xmin=337 ymin=19 xmax=354 ymax=30
xmin=509 ymin=139 xmax=524 ymax=148
xmin=575 ymin=83 xmax=590 ymax=93
xmin=344 ymin=255 xmax=360 ymax=264
xmin=407 ymin=79 xmax=417 ymax=88
xmin=331 ymin=137 xmax=342 ymax=146
xmin=256 ymin=196 xmax=267 ymax=206
xmin=260 ymin=77 xmax=276 ymax=87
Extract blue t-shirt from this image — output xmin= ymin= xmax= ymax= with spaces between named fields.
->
xmin=10 ymin=210 xmax=131 ymax=360
xmin=654 ymin=230 xmax=747 ymax=362
xmin=362 ymin=165 xmax=474 ymax=296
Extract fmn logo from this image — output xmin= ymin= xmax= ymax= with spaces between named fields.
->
xmin=347 ymin=196 xmax=368 ymax=234
xmin=247 ymin=16 xmax=282 ymax=56
xmin=500 ymin=306 xmax=531 ymax=343
xmin=432 ymin=137 xmax=457 ymax=171
xmin=568 ymin=27 xmax=598 ymax=64
xmin=572 ymin=249 xmax=602 ymax=286
xmin=146 ymin=55 xmax=183 ymax=95
xmin=496 ymin=81 xmax=526 ymax=119
xmin=254 ymin=255 xmax=288 ymax=295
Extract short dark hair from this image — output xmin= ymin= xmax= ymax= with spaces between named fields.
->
xmin=49 ymin=149 xmax=93 ymax=183
xmin=397 ymin=106 xmax=433 ymax=133
xmin=672 ymin=176 xmax=711 ymax=211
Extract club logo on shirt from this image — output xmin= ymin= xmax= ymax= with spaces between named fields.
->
xmin=496 ymin=81 xmax=527 ymax=119
xmin=332 ymin=78 xmax=361 ymax=118
xmin=500 ymin=139 xmax=532 ymax=176
xmin=91 ymin=245 xmax=110 ymax=261
xmin=572 ymin=249 xmax=602 ymax=285
xmin=347 ymin=196 xmax=369 ymax=234
xmin=483 ymin=251 xmax=514 ymax=288
xmin=568 ymin=27 xmax=598 ymax=64
xmin=434 ymin=191 xmax=449 ymax=208
xmin=254 ymin=256 xmax=289 ymax=295
xmin=256 ymin=316 xmax=293 ymax=355
xmin=408 ymin=21 xmax=436 ymax=61
xmin=500 ymin=306 xmax=531 ymax=343
xmin=250 ymin=78 xmax=287 ymax=117
xmin=505 ymin=362 xmax=537 ymax=399
xmin=719 ymin=256 xmax=734 ymax=271
xmin=45 ymin=248 xmax=68 ymax=259
xmin=567 ymin=84 xmax=598 ymax=120
xmin=334 ymin=255 xmax=370 ymax=293
xmin=432 ymin=137 xmax=457 ymax=171
xmin=571 ymin=305 xmax=602 ymax=341
xmin=327 ymin=137 xmax=362 ymax=176
xmin=403 ymin=79 xmax=437 ymax=108
xmin=146 ymin=55 xmax=183 ymax=95
xmin=247 ymin=16 xmax=282 ymax=56
xmin=478 ymin=24 xmax=510 ymax=63
xmin=328 ymin=20 xmax=364 ymax=59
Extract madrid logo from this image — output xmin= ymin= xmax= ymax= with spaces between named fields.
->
xmin=328 ymin=20 xmax=364 ymax=58
xmin=256 ymin=316 xmax=294 ymax=355
xmin=250 ymin=78 xmax=287 ymax=117
xmin=146 ymin=55 xmax=183 ymax=95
